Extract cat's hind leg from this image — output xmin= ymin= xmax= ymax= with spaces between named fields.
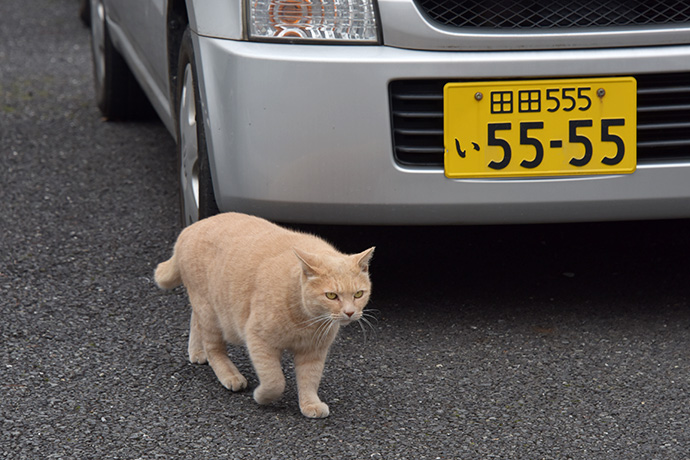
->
xmin=192 ymin=301 xmax=247 ymax=391
xmin=188 ymin=311 xmax=207 ymax=364
xmin=204 ymin=335 xmax=248 ymax=392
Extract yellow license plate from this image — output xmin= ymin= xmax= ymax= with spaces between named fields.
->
xmin=444 ymin=77 xmax=637 ymax=179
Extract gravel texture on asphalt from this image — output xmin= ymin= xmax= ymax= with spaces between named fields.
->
xmin=1 ymin=1 xmax=689 ymax=459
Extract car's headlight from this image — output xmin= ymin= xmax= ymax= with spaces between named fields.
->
xmin=248 ymin=0 xmax=379 ymax=43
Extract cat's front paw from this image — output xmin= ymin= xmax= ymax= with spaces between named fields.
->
xmin=300 ymin=401 xmax=330 ymax=418
xmin=253 ymin=384 xmax=284 ymax=405
xmin=221 ymin=374 xmax=248 ymax=392
xmin=188 ymin=349 xmax=208 ymax=365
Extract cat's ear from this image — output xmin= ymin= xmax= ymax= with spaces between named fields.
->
xmin=353 ymin=247 xmax=375 ymax=273
xmin=293 ymin=248 xmax=322 ymax=279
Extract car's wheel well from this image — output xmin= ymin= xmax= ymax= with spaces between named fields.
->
xmin=167 ymin=0 xmax=189 ymax=112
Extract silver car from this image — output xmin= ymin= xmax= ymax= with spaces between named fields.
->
xmin=89 ymin=0 xmax=690 ymax=225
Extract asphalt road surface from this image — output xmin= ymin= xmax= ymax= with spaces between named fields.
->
xmin=2 ymin=1 xmax=689 ymax=459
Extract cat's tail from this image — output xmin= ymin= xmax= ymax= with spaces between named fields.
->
xmin=154 ymin=252 xmax=182 ymax=290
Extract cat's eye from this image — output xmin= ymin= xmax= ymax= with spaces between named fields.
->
xmin=354 ymin=290 xmax=364 ymax=299
xmin=325 ymin=292 xmax=338 ymax=300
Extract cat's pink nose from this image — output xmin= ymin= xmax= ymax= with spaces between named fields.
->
xmin=345 ymin=311 xmax=354 ymax=317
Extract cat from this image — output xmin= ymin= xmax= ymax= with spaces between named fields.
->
xmin=154 ymin=212 xmax=374 ymax=418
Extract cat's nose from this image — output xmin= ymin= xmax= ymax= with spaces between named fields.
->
xmin=344 ymin=311 xmax=354 ymax=318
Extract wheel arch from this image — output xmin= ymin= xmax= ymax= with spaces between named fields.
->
xmin=166 ymin=0 xmax=190 ymax=114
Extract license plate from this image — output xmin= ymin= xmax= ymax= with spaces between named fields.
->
xmin=444 ymin=77 xmax=637 ymax=179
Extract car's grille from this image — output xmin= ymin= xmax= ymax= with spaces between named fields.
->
xmin=389 ymin=73 xmax=690 ymax=167
xmin=417 ymin=0 xmax=690 ymax=29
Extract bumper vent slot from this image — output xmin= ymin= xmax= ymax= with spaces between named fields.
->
xmin=390 ymin=73 xmax=690 ymax=167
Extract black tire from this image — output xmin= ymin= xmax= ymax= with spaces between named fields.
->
xmin=89 ymin=0 xmax=151 ymax=120
xmin=80 ymin=0 xmax=90 ymax=27
xmin=175 ymin=27 xmax=219 ymax=227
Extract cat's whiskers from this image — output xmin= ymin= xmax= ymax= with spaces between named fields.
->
xmin=355 ymin=318 xmax=368 ymax=338
xmin=297 ymin=313 xmax=337 ymax=348
xmin=355 ymin=309 xmax=379 ymax=343
xmin=363 ymin=307 xmax=380 ymax=317
xmin=297 ymin=314 xmax=330 ymax=330
xmin=313 ymin=315 xmax=337 ymax=348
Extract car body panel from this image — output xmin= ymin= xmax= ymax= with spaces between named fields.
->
xmin=193 ymin=37 xmax=690 ymax=224
xmin=187 ymin=0 xmax=243 ymax=40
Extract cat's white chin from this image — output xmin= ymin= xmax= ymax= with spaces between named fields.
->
xmin=338 ymin=315 xmax=361 ymax=325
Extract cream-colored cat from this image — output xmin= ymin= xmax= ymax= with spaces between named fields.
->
xmin=154 ymin=212 xmax=374 ymax=418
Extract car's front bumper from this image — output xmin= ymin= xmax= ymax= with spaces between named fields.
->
xmin=193 ymin=35 xmax=690 ymax=224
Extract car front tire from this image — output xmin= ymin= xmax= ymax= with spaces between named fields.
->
xmin=175 ymin=28 xmax=219 ymax=227
xmin=89 ymin=0 xmax=150 ymax=119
